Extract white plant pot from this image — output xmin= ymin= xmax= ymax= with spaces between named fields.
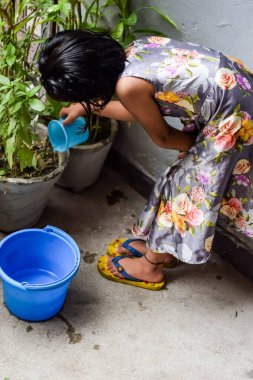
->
xmin=0 ymin=152 xmax=68 ymax=232
xmin=0 ymin=124 xmax=69 ymax=232
xmin=57 ymin=119 xmax=118 ymax=192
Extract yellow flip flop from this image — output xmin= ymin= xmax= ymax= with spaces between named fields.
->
xmin=107 ymin=238 xmax=179 ymax=268
xmin=97 ymin=254 xmax=165 ymax=291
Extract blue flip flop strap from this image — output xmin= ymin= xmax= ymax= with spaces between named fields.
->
xmin=122 ymin=238 xmax=145 ymax=258
xmin=112 ymin=255 xmax=142 ymax=282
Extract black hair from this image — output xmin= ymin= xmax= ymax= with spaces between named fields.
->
xmin=38 ymin=29 xmax=126 ymax=122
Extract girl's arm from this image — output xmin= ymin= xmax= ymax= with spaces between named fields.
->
xmin=60 ymin=100 xmax=136 ymax=124
xmin=116 ymin=76 xmax=195 ymax=152
xmin=60 ymin=76 xmax=195 ymax=152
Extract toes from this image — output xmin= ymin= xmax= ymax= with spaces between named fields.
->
xmin=107 ymin=258 xmax=124 ymax=278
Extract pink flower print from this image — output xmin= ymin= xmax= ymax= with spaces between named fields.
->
xmin=228 ymin=198 xmax=242 ymax=213
xmin=214 ymin=133 xmax=236 ymax=152
xmin=172 ymin=48 xmax=201 ymax=58
xmin=234 ymin=216 xmax=246 ymax=230
xmin=236 ymin=74 xmax=251 ymax=90
xmin=196 ymin=171 xmax=212 ymax=186
xmin=190 ymin=187 xmax=205 ymax=204
xmin=203 ymin=125 xmax=217 ymax=138
xmin=174 ymin=54 xmax=190 ymax=66
xmin=235 ymin=174 xmax=250 ymax=186
xmin=220 ymin=205 xmax=237 ymax=220
xmin=218 ymin=115 xmax=241 ymax=135
xmin=158 ymin=213 xmax=173 ymax=228
xmin=185 ymin=205 xmax=204 ymax=226
xmin=215 ymin=68 xmax=236 ymax=90
xmin=232 ymin=159 xmax=251 ymax=175
xmin=147 ymin=37 xmax=170 ymax=45
xmin=172 ymin=193 xmax=191 ymax=215
xmin=165 ymin=201 xmax=172 ymax=214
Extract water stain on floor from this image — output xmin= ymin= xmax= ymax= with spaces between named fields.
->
xmin=81 ymin=250 xmax=98 ymax=264
xmin=57 ymin=314 xmax=82 ymax=344
xmin=26 ymin=325 xmax=33 ymax=333
xmin=138 ymin=302 xmax=148 ymax=311
xmin=106 ymin=189 xmax=128 ymax=205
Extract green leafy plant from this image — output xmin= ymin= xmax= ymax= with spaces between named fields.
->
xmin=0 ymin=0 xmax=54 ymax=176
xmin=110 ymin=0 xmax=178 ymax=46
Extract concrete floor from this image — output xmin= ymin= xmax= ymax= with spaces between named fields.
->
xmin=0 ymin=168 xmax=253 ymax=380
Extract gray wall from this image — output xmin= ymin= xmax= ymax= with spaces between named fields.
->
xmin=114 ymin=0 xmax=253 ymax=180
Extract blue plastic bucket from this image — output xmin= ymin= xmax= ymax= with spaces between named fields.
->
xmin=0 ymin=225 xmax=80 ymax=321
xmin=48 ymin=116 xmax=89 ymax=152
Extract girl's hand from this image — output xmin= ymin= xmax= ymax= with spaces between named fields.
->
xmin=59 ymin=103 xmax=85 ymax=125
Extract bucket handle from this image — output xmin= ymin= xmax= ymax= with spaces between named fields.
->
xmin=43 ymin=225 xmax=80 ymax=257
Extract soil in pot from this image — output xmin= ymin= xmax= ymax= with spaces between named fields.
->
xmin=0 ymin=138 xmax=58 ymax=179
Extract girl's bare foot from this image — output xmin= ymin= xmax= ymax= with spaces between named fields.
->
xmin=107 ymin=248 xmax=171 ymax=283
xmin=117 ymin=240 xmax=147 ymax=255
xmin=117 ymin=240 xmax=175 ymax=266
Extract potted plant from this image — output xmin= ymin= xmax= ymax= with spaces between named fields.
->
xmin=42 ymin=98 xmax=117 ymax=191
xmin=42 ymin=0 xmax=178 ymax=191
xmin=0 ymin=0 xmax=68 ymax=232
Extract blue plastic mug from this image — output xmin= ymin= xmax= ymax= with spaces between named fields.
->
xmin=48 ymin=116 xmax=89 ymax=152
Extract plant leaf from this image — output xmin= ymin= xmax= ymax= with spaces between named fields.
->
xmin=28 ymin=85 xmax=42 ymax=98
xmin=6 ymin=136 xmax=16 ymax=169
xmin=124 ymin=12 xmax=137 ymax=26
xmin=6 ymin=55 xmax=16 ymax=66
xmin=0 ymin=75 xmax=10 ymax=86
xmin=133 ymin=28 xmax=167 ymax=37
xmin=29 ymin=98 xmax=45 ymax=112
xmin=11 ymin=101 xmax=23 ymax=113
xmin=17 ymin=146 xmax=36 ymax=171
xmin=136 ymin=6 xmax=179 ymax=30
xmin=111 ymin=22 xmax=124 ymax=40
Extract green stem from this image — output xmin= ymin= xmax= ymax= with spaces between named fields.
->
xmin=13 ymin=9 xmax=36 ymax=29
xmin=77 ymin=2 xmax=82 ymax=28
xmin=24 ymin=15 xmax=38 ymax=70
xmin=0 ymin=7 xmax=13 ymax=31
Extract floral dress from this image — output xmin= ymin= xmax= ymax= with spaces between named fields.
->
xmin=121 ymin=36 xmax=253 ymax=264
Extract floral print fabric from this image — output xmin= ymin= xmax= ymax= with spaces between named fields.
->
xmin=121 ymin=36 xmax=253 ymax=264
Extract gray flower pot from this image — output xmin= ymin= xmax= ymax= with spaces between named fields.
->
xmin=0 ymin=122 xmax=69 ymax=232
xmin=0 ymin=152 xmax=68 ymax=232
xmin=57 ymin=119 xmax=118 ymax=192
